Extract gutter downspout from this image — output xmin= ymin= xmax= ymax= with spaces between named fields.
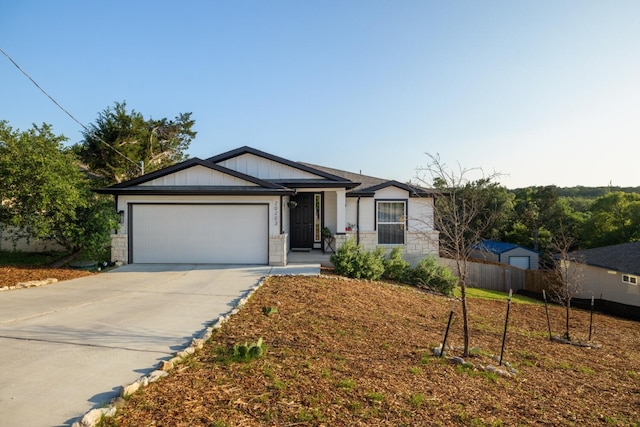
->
xmin=356 ymin=196 xmax=361 ymax=245
xmin=279 ymin=195 xmax=284 ymax=234
xmin=114 ymin=195 xmax=119 ymax=235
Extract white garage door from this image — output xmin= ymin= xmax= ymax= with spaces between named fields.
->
xmin=131 ymin=204 xmax=268 ymax=264
xmin=509 ymin=256 xmax=530 ymax=270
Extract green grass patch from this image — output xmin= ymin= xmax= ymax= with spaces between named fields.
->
xmin=365 ymin=391 xmax=385 ymax=402
xmin=409 ymin=393 xmax=425 ymax=408
xmin=336 ymin=378 xmax=356 ymax=391
xmin=454 ymin=287 xmax=542 ymax=305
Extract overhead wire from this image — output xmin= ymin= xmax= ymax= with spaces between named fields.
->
xmin=0 ymin=47 xmax=143 ymax=173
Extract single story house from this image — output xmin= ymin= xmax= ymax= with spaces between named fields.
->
xmin=565 ymin=242 xmax=640 ymax=309
xmin=471 ymin=239 xmax=539 ymax=270
xmin=96 ymin=146 xmax=439 ymax=266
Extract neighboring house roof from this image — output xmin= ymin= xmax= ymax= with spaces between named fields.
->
xmin=474 ymin=239 xmax=538 ymax=254
xmin=300 ymin=162 xmax=434 ymax=197
xmin=568 ymin=242 xmax=640 ymax=276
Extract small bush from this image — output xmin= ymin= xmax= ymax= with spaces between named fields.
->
xmin=331 ymin=242 xmax=456 ymax=295
xmin=331 ymin=238 xmax=360 ymax=278
xmin=382 ymin=247 xmax=411 ymax=282
xmin=411 ymin=256 xmax=457 ymax=296
xmin=331 ymin=239 xmax=385 ymax=280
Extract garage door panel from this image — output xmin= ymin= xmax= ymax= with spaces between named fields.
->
xmin=131 ymin=204 xmax=268 ymax=264
xmin=508 ymin=256 xmax=530 ymax=270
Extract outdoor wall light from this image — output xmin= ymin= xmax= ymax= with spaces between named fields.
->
xmin=287 ymin=201 xmax=298 ymax=209
xmin=118 ymin=210 xmax=125 ymax=224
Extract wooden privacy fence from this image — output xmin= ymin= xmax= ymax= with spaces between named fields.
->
xmin=440 ymin=258 xmax=556 ymax=293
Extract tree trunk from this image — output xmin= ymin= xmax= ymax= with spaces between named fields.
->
xmin=565 ymin=298 xmax=571 ymax=341
xmin=49 ymin=249 xmax=82 ymax=268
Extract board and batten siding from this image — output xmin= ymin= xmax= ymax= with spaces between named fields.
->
xmin=139 ymin=165 xmax=259 ymax=187
xmin=217 ymin=153 xmax=321 ymax=180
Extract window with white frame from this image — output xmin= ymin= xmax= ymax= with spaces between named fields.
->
xmin=377 ymin=201 xmax=406 ymax=244
xmin=622 ymin=274 xmax=638 ymax=285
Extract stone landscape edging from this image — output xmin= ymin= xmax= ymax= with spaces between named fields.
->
xmin=71 ymin=275 xmax=272 ymax=427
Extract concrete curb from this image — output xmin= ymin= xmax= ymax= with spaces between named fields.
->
xmin=71 ymin=275 xmax=269 ymax=427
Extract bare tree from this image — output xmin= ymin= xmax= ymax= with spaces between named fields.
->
xmin=549 ymin=225 xmax=585 ymax=341
xmin=415 ymin=154 xmax=506 ymax=356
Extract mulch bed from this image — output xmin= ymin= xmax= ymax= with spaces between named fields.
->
xmin=0 ymin=266 xmax=93 ymax=287
xmin=102 ymin=275 xmax=640 ymax=426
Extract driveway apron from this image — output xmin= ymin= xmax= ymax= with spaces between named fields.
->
xmin=0 ymin=264 xmax=316 ymax=427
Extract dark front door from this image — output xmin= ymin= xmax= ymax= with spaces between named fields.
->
xmin=290 ymin=193 xmax=314 ymax=249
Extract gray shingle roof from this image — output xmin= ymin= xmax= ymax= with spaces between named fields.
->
xmin=299 ymin=162 xmax=433 ymax=196
xmin=569 ymin=242 xmax=640 ymax=275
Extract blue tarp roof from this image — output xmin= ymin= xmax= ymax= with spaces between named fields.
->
xmin=474 ymin=239 xmax=537 ymax=255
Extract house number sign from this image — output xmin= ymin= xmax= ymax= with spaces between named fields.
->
xmin=273 ymin=200 xmax=278 ymax=226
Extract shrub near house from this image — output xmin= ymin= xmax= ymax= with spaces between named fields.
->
xmin=331 ymin=242 xmax=456 ymax=296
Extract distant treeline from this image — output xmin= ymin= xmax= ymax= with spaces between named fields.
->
xmin=512 ymin=186 xmax=640 ymax=198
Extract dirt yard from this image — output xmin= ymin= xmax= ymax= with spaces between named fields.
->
xmin=99 ymin=275 xmax=639 ymax=426
xmin=0 ymin=266 xmax=93 ymax=288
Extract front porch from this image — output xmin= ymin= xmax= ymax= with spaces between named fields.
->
xmin=287 ymin=249 xmax=334 ymax=268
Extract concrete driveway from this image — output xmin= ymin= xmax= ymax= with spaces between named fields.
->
xmin=0 ymin=263 xmax=318 ymax=427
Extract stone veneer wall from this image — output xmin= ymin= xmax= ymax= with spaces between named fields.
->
xmin=111 ymin=234 xmax=128 ymax=264
xmin=269 ymin=234 xmax=287 ymax=266
xmin=333 ymin=231 xmax=440 ymax=267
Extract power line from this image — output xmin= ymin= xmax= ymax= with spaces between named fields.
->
xmin=0 ymin=47 xmax=142 ymax=172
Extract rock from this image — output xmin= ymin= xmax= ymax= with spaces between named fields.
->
xmin=159 ymin=360 xmax=174 ymax=371
xmin=148 ymin=370 xmax=168 ymax=383
xmin=78 ymin=407 xmax=115 ymax=426
xmin=451 ymin=356 xmax=466 ymax=365
xmin=176 ymin=346 xmax=195 ymax=359
xmin=111 ymin=396 xmax=127 ymax=409
xmin=120 ymin=381 xmax=140 ymax=397
xmin=191 ymin=338 xmax=204 ymax=349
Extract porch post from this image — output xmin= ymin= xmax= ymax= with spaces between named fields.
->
xmin=336 ymin=189 xmax=346 ymax=233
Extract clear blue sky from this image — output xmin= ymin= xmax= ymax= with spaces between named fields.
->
xmin=2 ymin=1 xmax=639 ymax=189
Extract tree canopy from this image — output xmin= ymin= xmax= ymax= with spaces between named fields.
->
xmin=75 ymin=101 xmax=196 ymax=185
xmin=0 ymin=121 xmax=117 ymax=261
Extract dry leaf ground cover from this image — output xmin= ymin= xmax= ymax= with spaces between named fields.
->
xmin=102 ymin=275 xmax=639 ymax=426
xmin=0 ymin=266 xmax=92 ymax=287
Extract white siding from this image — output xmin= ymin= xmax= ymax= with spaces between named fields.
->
xmin=218 ymin=153 xmax=322 ymax=180
xmin=577 ymin=264 xmax=640 ymax=307
xmin=140 ymin=165 xmax=258 ymax=187
xmin=324 ymin=191 xmax=337 ymax=234
xmin=407 ymin=197 xmax=434 ymax=233
xmin=375 ymin=187 xmax=408 ymax=199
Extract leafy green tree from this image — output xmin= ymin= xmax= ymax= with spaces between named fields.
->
xmin=510 ymin=186 xmax=560 ymax=252
xmin=75 ymin=101 xmax=196 ymax=184
xmin=582 ymin=192 xmax=640 ymax=247
xmin=0 ymin=121 xmax=118 ymax=262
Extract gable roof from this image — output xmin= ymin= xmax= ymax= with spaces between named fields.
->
xmin=95 ymin=157 xmax=292 ymax=196
xmin=568 ymin=242 xmax=640 ymax=276
xmin=474 ymin=239 xmax=538 ymax=255
xmin=300 ymin=163 xmax=434 ymax=197
xmin=95 ymin=146 xmax=433 ymax=196
xmin=208 ymin=146 xmax=358 ymax=188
